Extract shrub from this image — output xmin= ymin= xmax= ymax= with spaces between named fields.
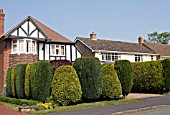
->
xmin=2 ymin=84 xmax=6 ymax=96
xmin=161 ymin=59 xmax=170 ymax=92
xmin=11 ymin=67 xmax=16 ymax=97
xmin=50 ymin=60 xmax=72 ymax=73
xmin=25 ymin=63 xmax=32 ymax=99
xmin=73 ymin=57 xmax=102 ymax=101
xmin=102 ymin=64 xmax=122 ymax=99
xmin=6 ymin=67 xmax=12 ymax=97
xmin=15 ymin=64 xmax=27 ymax=99
xmin=0 ymin=96 xmax=39 ymax=105
xmin=132 ymin=61 xmax=164 ymax=93
xmin=52 ymin=65 xmax=82 ymax=106
xmin=114 ymin=60 xmax=133 ymax=97
xmin=30 ymin=61 xmax=53 ymax=102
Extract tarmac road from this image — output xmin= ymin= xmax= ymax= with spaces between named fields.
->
xmin=44 ymin=96 xmax=170 ymax=115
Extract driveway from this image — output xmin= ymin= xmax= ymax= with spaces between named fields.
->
xmin=44 ymin=96 xmax=170 ymax=115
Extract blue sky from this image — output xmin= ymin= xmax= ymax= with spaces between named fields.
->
xmin=0 ymin=0 xmax=170 ymax=42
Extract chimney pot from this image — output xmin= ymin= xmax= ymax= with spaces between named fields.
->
xmin=138 ymin=36 xmax=143 ymax=45
xmin=0 ymin=9 xmax=5 ymax=37
xmin=90 ymin=32 xmax=96 ymax=40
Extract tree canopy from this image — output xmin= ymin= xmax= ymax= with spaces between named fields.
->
xmin=145 ymin=32 xmax=170 ymax=44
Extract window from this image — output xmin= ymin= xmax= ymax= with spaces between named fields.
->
xmin=50 ymin=44 xmax=65 ymax=56
xmin=101 ymin=53 xmax=120 ymax=61
xmin=135 ymin=55 xmax=143 ymax=62
xmin=12 ymin=39 xmax=37 ymax=54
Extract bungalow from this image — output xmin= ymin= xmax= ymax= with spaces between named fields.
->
xmin=0 ymin=9 xmax=81 ymax=95
xmin=75 ymin=32 xmax=158 ymax=63
xmin=139 ymin=38 xmax=170 ymax=59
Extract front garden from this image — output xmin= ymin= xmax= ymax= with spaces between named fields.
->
xmin=0 ymin=57 xmax=170 ymax=114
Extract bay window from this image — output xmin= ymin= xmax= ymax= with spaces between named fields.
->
xmin=12 ymin=39 xmax=37 ymax=54
xmin=50 ymin=44 xmax=65 ymax=56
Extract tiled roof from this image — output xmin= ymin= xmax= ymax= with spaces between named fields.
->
xmin=29 ymin=16 xmax=73 ymax=43
xmin=3 ymin=16 xmax=73 ymax=43
xmin=77 ymin=37 xmax=157 ymax=54
xmin=143 ymin=42 xmax=170 ymax=56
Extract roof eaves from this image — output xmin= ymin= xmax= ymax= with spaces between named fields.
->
xmin=94 ymin=50 xmax=159 ymax=55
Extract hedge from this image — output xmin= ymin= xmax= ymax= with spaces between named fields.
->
xmin=0 ymin=96 xmax=39 ymax=105
xmin=101 ymin=64 xmax=122 ymax=99
xmin=15 ymin=64 xmax=27 ymax=99
xmin=161 ymin=59 xmax=170 ymax=92
xmin=52 ymin=65 xmax=82 ymax=106
xmin=25 ymin=63 xmax=32 ymax=99
xmin=114 ymin=60 xmax=133 ymax=97
xmin=73 ymin=57 xmax=102 ymax=101
xmin=30 ymin=61 xmax=53 ymax=102
xmin=131 ymin=61 xmax=164 ymax=93
xmin=50 ymin=60 xmax=72 ymax=73
xmin=11 ymin=67 xmax=16 ymax=97
xmin=6 ymin=67 xmax=12 ymax=97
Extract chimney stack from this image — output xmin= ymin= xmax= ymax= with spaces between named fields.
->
xmin=138 ymin=36 xmax=143 ymax=45
xmin=90 ymin=32 xmax=96 ymax=40
xmin=0 ymin=9 xmax=5 ymax=37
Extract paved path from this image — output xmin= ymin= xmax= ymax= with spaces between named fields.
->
xmin=0 ymin=104 xmax=31 ymax=115
xmin=44 ymin=96 xmax=170 ymax=115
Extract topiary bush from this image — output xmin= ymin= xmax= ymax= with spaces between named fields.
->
xmin=25 ymin=63 xmax=32 ymax=99
xmin=73 ymin=57 xmax=102 ymax=101
xmin=11 ymin=67 xmax=16 ymax=97
xmin=132 ymin=61 xmax=164 ymax=93
xmin=50 ymin=60 xmax=72 ymax=73
xmin=15 ymin=64 xmax=27 ymax=99
xmin=161 ymin=59 xmax=170 ymax=92
xmin=6 ymin=67 xmax=12 ymax=97
xmin=30 ymin=61 xmax=53 ymax=102
xmin=52 ymin=65 xmax=82 ymax=106
xmin=114 ymin=60 xmax=133 ymax=97
xmin=101 ymin=64 xmax=122 ymax=99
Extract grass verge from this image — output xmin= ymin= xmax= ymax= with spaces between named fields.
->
xmin=0 ymin=99 xmax=138 ymax=115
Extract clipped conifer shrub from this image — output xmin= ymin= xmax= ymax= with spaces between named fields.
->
xmin=25 ymin=63 xmax=32 ymax=99
xmin=6 ymin=67 xmax=12 ymax=97
xmin=114 ymin=60 xmax=133 ymax=97
xmin=73 ymin=57 xmax=102 ymax=101
xmin=30 ymin=61 xmax=53 ymax=102
xmin=11 ymin=67 xmax=16 ymax=97
xmin=102 ymin=64 xmax=122 ymax=99
xmin=15 ymin=64 xmax=27 ymax=99
xmin=132 ymin=61 xmax=164 ymax=93
xmin=161 ymin=59 xmax=170 ymax=92
xmin=52 ymin=65 xmax=82 ymax=106
xmin=50 ymin=60 xmax=72 ymax=73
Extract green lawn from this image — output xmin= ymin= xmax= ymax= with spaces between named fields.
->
xmin=1 ymin=99 xmax=138 ymax=115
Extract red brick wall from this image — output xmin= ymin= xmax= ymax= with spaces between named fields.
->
xmin=10 ymin=54 xmax=38 ymax=67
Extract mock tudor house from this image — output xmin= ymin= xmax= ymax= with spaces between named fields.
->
xmin=140 ymin=38 xmax=170 ymax=59
xmin=0 ymin=9 xmax=81 ymax=95
xmin=75 ymin=32 xmax=158 ymax=63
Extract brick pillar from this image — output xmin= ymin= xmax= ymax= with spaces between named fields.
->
xmin=0 ymin=9 xmax=5 ymax=37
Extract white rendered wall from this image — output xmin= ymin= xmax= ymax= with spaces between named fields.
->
xmin=45 ymin=44 xmax=49 ymax=60
xmin=39 ymin=43 xmax=44 ymax=60
xmin=66 ymin=45 xmax=71 ymax=61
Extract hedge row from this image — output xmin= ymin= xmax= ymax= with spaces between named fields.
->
xmin=0 ymin=96 xmax=39 ymax=105
xmin=131 ymin=61 xmax=164 ymax=93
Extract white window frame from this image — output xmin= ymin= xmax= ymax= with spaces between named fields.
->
xmin=12 ymin=39 xmax=37 ymax=54
xmin=135 ymin=55 xmax=143 ymax=62
xmin=50 ymin=44 xmax=65 ymax=56
xmin=101 ymin=53 xmax=121 ymax=62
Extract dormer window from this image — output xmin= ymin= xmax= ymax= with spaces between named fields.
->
xmin=12 ymin=39 xmax=37 ymax=54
